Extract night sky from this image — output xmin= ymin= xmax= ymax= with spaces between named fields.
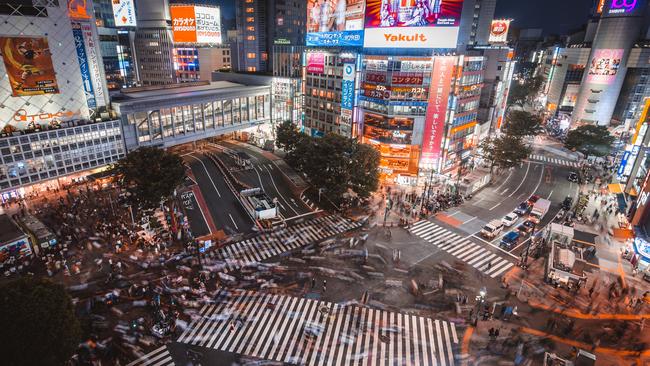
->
xmin=216 ymin=0 xmax=595 ymax=35
xmin=494 ymin=0 xmax=595 ymax=35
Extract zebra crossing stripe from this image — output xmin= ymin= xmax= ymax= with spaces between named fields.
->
xmin=177 ymin=304 xmax=209 ymax=343
xmin=442 ymin=321 xmax=454 ymax=366
xmin=126 ymin=345 xmax=173 ymax=366
xmin=490 ymin=262 xmax=514 ymax=278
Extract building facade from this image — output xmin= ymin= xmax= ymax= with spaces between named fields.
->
xmin=198 ymin=46 xmax=232 ymax=81
xmin=133 ymin=0 xmax=177 ymax=85
xmin=477 ymin=47 xmax=516 ymax=139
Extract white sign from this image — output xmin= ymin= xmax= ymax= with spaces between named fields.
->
xmin=195 ymin=6 xmax=222 ymax=44
xmin=363 ymin=27 xmax=459 ymax=49
xmin=112 ymin=0 xmax=137 ymax=27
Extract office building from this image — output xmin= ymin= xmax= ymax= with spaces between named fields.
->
xmin=133 ymin=0 xmax=177 ymax=85
xmin=0 ymin=0 xmax=123 ymax=196
xmin=234 ymin=0 xmax=306 ymax=73
xmin=457 ymin=0 xmax=498 ymax=50
xmin=198 ymin=46 xmax=232 ymax=81
xmin=477 ymin=48 xmax=516 ymax=139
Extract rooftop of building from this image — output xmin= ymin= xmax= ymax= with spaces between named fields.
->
xmin=0 ymin=214 xmax=27 ymax=244
xmin=111 ymin=81 xmax=270 ymax=110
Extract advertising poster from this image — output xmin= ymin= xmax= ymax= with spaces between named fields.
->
xmin=80 ymin=22 xmax=106 ymax=107
xmin=71 ymin=22 xmax=97 ymax=109
xmin=306 ymin=0 xmax=365 ymax=46
xmin=420 ymin=56 xmax=455 ymax=168
xmin=587 ymin=49 xmax=623 ymax=85
xmin=306 ymin=52 xmax=325 ymax=73
xmin=605 ymin=0 xmax=646 ymax=17
xmin=363 ymin=0 xmax=464 ymax=48
xmin=171 ymin=6 xmax=222 ymax=44
xmin=489 ymin=19 xmax=510 ymax=44
xmin=112 ymin=0 xmax=137 ymax=27
xmin=0 ymin=36 xmax=59 ymax=97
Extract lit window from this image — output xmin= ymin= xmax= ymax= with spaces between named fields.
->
xmin=261 ymin=52 xmax=268 ymax=61
xmin=245 ymin=0 xmax=253 ymax=2
xmin=247 ymin=53 xmax=256 ymax=59
xmin=246 ymin=26 xmax=255 ymax=31
xmin=247 ymin=66 xmax=257 ymax=72
xmin=246 ymin=17 xmax=254 ymax=22
xmin=246 ymin=36 xmax=256 ymax=41
xmin=246 ymin=7 xmax=254 ymax=13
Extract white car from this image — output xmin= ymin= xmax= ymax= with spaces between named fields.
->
xmin=502 ymin=212 xmax=519 ymax=227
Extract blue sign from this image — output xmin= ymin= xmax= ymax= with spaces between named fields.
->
xmin=341 ymin=80 xmax=354 ymax=110
xmin=71 ymin=22 xmax=97 ymax=109
xmin=311 ymin=129 xmax=324 ymax=138
xmin=306 ymin=30 xmax=363 ymax=47
xmin=617 ymin=150 xmax=631 ymax=176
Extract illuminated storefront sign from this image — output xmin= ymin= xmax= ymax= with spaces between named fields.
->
xmin=306 ymin=52 xmax=325 ymax=74
xmin=421 ymin=56 xmax=456 ymax=168
xmin=306 ymin=0 xmax=365 ymax=47
xmin=71 ymin=22 xmax=97 ymax=109
xmin=489 ymin=19 xmax=511 ymax=44
xmin=609 ymin=0 xmax=638 ymax=14
xmin=586 ymin=49 xmax=623 ymax=85
xmin=171 ymin=5 xmax=222 ymax=44
xmin=363 ymin=0 xmax=464 ymax=49
xmin=341 ymin=63 xmax=355 ymax=110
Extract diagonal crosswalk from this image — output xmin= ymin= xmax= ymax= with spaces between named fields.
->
xmin=126 ymin=345 xmax=175 ymax=366
xmin=410 ymin=220 xmax=514 ymax=278
xmin=209 ymin=215 xmax=361 ymax=272
xmin=177 ymin=290 xmax=460 ymax=366
xmin=529 ymin=154 xmax=580 ymax=168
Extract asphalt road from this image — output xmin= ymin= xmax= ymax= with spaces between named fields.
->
xmin=212 ymin=141 xmax=313 ymax=220
xmin=185 ymin=153 xmax=254 ymax=235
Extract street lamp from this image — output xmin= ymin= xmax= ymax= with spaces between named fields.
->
xmin=473 ymin=287 xmax=487 ymax=326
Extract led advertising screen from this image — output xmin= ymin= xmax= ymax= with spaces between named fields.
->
xmin=171 ymin=5 xmax=222 ymax=44
xmin=112 ymin=0 xmax=137 ymax=27
xmin=306 ymin=52 xmax=325 ymax=73
xmin=421 ymin=56 xmax=455 ymax=168
xmin=489 ymin=19 xmax=510 ymax=44
xmin=363 ymin=0 xmax=464 ymax=48
xmin=604 ymin=0 xmax=647 ymax=17
xmin=586 ymin=49 xmax=623 ymax=85
xmin=0 ymin=36 xmax=60 ymax=97
xmin=306 ymin=0 xmax=365 ymax=46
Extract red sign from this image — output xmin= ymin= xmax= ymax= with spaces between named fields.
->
xmin=421 ymin=56 xmax=455 ymax=168
xmin=365 ymin=72 xmax=387 ymax=83
xmin=306 ymin=52 xmax=325 ymax=74
xmin=391 ymin=74 xmax=423 ymax=85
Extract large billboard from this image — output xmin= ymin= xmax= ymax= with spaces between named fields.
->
xmin=306 ymin=0 xmax=365 ymax=46
xmin=112 ymin=0 xmax=137 ymax=27
xmin=171 ymin=5 xmax=222 ymax=44
xmin=71 ymin=23 xmax=96 ymax=109
xmin=363 ymin=0 xmax=464 ymax=48
xmin=604 ymin=0 xmax=647 ymax=17
xmin=421 ymin=56 xmax=455 ymax=168
xmin=0 ymin=36 xmax=59 ymax=97
xmin=489 ymin=19 xmax=510 ymax=44
xmin=586 ymin=49 xmax=623 ymax=85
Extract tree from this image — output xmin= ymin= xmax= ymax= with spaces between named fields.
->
xmin=348 ymin=141 xmax=380 ymax=199
xmin=504 ymin=110 xmax=544 ymax=137
xmin=0 ymin=277 xmax=81 ymax=366
xmin=507 ymin=74 xmax=545 ymax=108
xmin=564 ymin=125 xmax=614 ymax=158
xmin=480 ymin=135 xmax=532 ymax=172
xmin=275 ymin=120 xmax=301 ymax=152
xmin=112 ymin=147 xmax=186 ymax=209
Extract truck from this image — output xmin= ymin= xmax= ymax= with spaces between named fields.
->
xmin=529 ymin=198 xmax=551 ymax=224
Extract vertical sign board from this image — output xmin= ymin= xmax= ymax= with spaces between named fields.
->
xmin=71 ymin=22 xmax=97 ymax=109
xmin=341 ymin=63 xmax=355 ymax=110
xmin=420 ymin=56 xmax=455 ymax=169
xmin=80 ymin=22 xmax=106 ymax=107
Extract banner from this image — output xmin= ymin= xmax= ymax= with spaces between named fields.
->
xmin=587 ymin=49 xmax=623 ymax=85
xmin=112 ymin=0 xmax=137 ymax=27
xmin=0 ymin=36 xmax=59 ymax=97
xmin=489 ymin=19 xmax=511 ymax=44
xmin=171 ymin=5 xmax=222 ymax=44
xmin=80 ymin=22 xmax=106 ymax=107
xmin=306 ymin=0 xmax=365 ymax=47
xmin=421 ymin=56 xmax=456 ymax=168
xmin=71 ymin=23 xmax=97 ymax=109
xmin=341 ymin=63 xmax=355 ymax=110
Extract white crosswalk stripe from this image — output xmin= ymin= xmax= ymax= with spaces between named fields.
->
xmin=209 ymin=215 xmax=361 ymax=272
xmin=126 ymin=345 xmax=175 ymax=366
xmin=178 ymin=290 xmax=459 ymax=366
xmin=410 ymin=220 xmax=514 ymax=278
xmin=528 ymin=154 xmax=580 ymax=167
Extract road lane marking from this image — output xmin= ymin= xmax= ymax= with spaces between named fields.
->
xmin=187 ymin=154 xmax=222 ymax=198
xmin=489 ymin=202 xmax=501 ymax=210
xmin=508 ymin=161 xmax=531 ymax=197
xmin=229 ymin=213 xmax=240 ymax=230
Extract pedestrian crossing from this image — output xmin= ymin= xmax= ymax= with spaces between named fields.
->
xmin=177 ymin=290 xmax=459 ymax=366
xmin=409 ymin=220 xmax=514 ymax=278
xmin=127 ymin=345 xmax=174 ymax=366
xmin=529 ymin=154 xmax=580 ymax=168
xmin=212 ymin=215 xmax=362 ymax=272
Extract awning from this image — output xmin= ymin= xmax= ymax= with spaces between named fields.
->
xmin=608 ymin=183 xmax=624 ymax=194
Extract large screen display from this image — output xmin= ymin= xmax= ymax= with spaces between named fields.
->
xmin=306 ymin=0 xmax=365 ymax=46
xmin=112 ymin=0 xmax=137 ymax=27
xmin=586 ymin=49 xmax=623 ymax=85
xmin=171 ymin=5 xmax=222 ymax=44
xmin=363 ymin=0 xmax=464 ymax=48
xmin=0 ymin=36 xmax=60 ymax=97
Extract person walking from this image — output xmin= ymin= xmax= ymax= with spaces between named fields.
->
xmin=323 ymin=279 xmax=327 ymax=292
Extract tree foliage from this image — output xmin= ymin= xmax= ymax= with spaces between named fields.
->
xmin=508 ymin=75 xmax=544 ymax=107
xmin=480 ymin=135 xmax=532 ymax=171
xmin=564 ymin=125 xmax=614 ymax=157
xmin=0 ymin=277 xmax=81 ymax=366
xmin=112 ymin=146 xmax=186 ymax=209
xmin=504 ymin=110 xmax=544 ymax=137
xmin=275 ymin=120 xmax=301 ymax=153
xmin=276 ymin=125 xmax=380 ymax=203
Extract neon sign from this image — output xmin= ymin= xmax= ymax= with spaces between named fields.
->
xmin=609 ymin=0 xmax=638 ymax=14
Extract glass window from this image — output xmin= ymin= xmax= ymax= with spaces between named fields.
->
xmin=214 ymin=101 xmax=223 ymax=126
xmin=257 ymin=95 xmax=265 ymax=119
xmin=149 ymin=110 xmax=162 ymax=140
xmin=248 ymin=96 xmax=257 ymax=120
xmin=160 ymin=108 xmax=174 ymax=138
xmin=193 ymin=104 xmax=204 ymax=130
xmin=233 ymin=98 xmax=240 ymax=123
xmin=223 ymin=100 xmax=232 ymax=125
xmin=172 ymin=107 xmax=184 ymax=135
xmin=241 ymin=97 xmax=248 ymax=121
xmin=182 ymin=105 xmax=193 ymax=133
xmin=203 ymin=103 xmax=214 ymax=129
